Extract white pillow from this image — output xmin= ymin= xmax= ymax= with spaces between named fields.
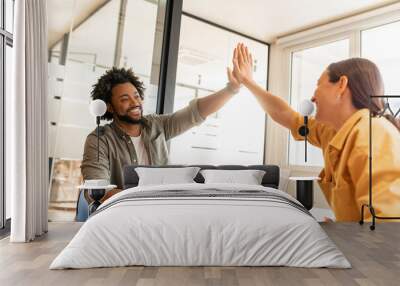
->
xmin=200 ymin=169 xmax=266 ymax=185
xmin=135 ymin=167 xmax=201 ymax=186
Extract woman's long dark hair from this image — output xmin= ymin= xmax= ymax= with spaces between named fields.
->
xmin=327 ymin=58 xmax=400 ymax=131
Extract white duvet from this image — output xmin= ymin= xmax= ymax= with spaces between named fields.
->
xmin=50 ymin=183 xmax=351 ymax=269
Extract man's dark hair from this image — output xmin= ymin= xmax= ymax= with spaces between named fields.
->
xmin=91 ymin=67 xmax=145 ymax=121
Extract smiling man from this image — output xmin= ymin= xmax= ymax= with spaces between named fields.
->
xmin=80 ymin=67 xmax=240 ymax=201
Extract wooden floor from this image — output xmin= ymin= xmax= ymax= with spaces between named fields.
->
xmin=0 ymin=222 xmax=399 ymax=286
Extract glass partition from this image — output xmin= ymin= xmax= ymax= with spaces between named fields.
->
xmin=47 ymin=0 xmax=163 ymax=221
xmin=169 ymin=15 xmax=269 ymax=165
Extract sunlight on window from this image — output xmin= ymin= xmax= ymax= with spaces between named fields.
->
xmin=289 ymin=39 xmax=349 ymax=167
xmin=362 ymin=20 xmax=400 ymax=113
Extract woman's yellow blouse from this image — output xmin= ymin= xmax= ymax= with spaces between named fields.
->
xmin=290 ymin=108 xmax=400 ymax=222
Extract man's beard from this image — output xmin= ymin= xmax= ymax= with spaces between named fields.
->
xmin=115 ymin=109 xmax=143 ymax=125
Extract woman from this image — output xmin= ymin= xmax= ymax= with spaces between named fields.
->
xmin=231 ymin=43 xmax=400 ymax=222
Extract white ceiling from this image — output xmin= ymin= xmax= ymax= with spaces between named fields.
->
xmin=47 ymin=0 xmax=400 ymax=89
xmin=48 ymin=0 xmax=108 ymax=48
xmin=48 ymin=0 xmax=399 ymax=47
xmin=183 ymin=0 xmax=399 ymax=42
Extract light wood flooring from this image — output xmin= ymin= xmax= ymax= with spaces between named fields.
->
xmin=0 ymin=222 xmax=399 ymax=286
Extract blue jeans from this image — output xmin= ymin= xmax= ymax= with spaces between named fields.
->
xmin=76 ymin=190 xmax=89 ymax=222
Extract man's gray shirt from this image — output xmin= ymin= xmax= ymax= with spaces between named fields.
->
xmin=81 ymin=99 xmax=205 ymax=189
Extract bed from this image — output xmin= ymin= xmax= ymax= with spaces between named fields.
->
xmin=50 ymin=165 xmax=350 ymax=269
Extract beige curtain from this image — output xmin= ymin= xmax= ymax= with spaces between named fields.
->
xmin=9 ymin=0 xmax=48 ymax=242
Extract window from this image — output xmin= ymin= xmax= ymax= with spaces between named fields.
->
xmin=0 ymin=37 xmax=3 ymax=230
xmin=5 ymin=44 xmax=11 ymax=221
xmin=289 ymin=39 xmax=349 ymax=167
xmin=362 ymin=20 xmax=400 ymax=112
xmin=1 ymin=0 xmax=14 ymax=231
xmin=288 ymin=19 xmax=400 ymax=169
xmin=169 ymin=15 xmax=269 ymax=165
xmin=5 ymin=0 xmax=13 ymax=33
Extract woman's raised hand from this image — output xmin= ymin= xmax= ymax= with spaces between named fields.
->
xmin=232 ymin=43 xmax=254 ymax=85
